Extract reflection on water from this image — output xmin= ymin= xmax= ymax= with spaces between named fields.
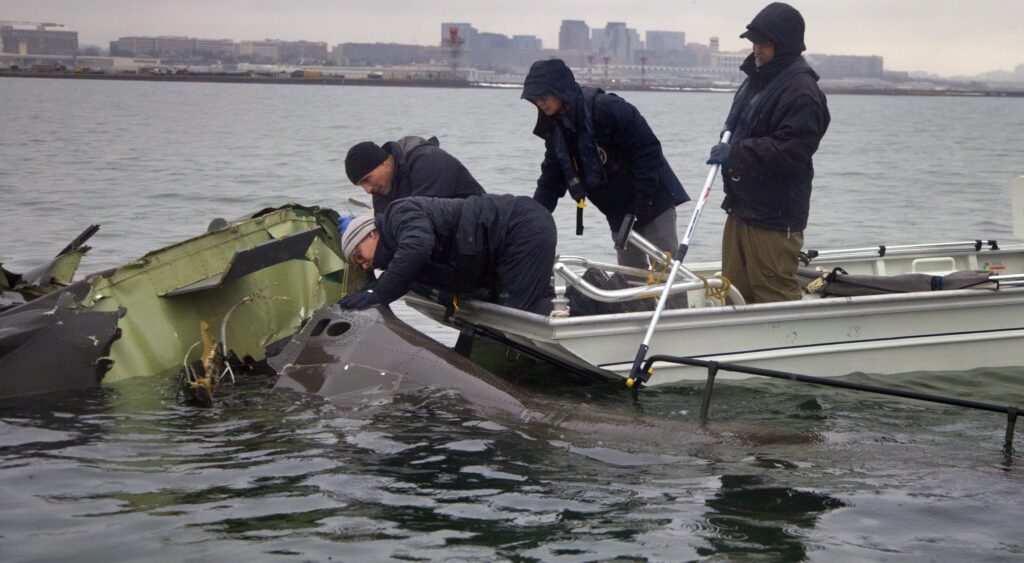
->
xmin=700 ymin=474 xmax=845 ymax=560
xmin=2 ymin=367 xmax=1022 ymax=559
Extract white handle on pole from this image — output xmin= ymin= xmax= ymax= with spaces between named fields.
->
xmin=678 ymin=130 xmax=731 ymax=262
xmin=626 ymin=130 xmax=731 ymax=388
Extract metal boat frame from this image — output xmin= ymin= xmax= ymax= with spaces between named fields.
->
xmin=409 ymin=236 xmax=1024 ymax=386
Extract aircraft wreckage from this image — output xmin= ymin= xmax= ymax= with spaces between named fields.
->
xmin=0 ymin=204 xmax=606 ymax=421
xmin=1 ymin=205 xmax=353 ymax=401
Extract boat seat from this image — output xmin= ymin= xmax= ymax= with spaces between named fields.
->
xmin=911 ymin=256 xmax=956 ymax=275
xmin=797 ymin=267 xmax=997 ymax=297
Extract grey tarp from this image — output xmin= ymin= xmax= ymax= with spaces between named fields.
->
xmin=797 ymin=267 xmax=997 ymax=298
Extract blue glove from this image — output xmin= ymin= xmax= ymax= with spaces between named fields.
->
xmin=338 ymin=290 xmax=381 ymax=310
xmin=338 ymin=216 xmax=356 ymax=237
xmin=707 ymin=142 xmax=731 ymax=165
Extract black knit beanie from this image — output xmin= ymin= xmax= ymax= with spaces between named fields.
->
xmin=345 ymin=141 xmax=388 ymax=184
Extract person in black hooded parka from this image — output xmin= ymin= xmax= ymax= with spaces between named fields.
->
xmin=707 ymin=2 xmax=830 ymax=303
xmin=521 ymin=59 xmax=690 ymax=268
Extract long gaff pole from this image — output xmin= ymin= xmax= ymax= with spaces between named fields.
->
xmin=626 ymin=131 xmax=731 ymax=388
xmin=679 ymin=130 xmax=731 ymax=263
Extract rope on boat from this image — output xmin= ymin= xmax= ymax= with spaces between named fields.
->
xmin=701 ymin=274 xmax=732 ymax=306
xmin=647 ymin=251 xmax=673 ymax=286
xmin=639 ymin=354 xmax=1021 ymax=458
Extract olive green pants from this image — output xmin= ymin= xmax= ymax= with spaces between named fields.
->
xmin=721 ymin=215 xmax=803 ymax=304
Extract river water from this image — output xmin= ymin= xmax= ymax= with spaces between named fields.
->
xmin=2 ymin=77 xmax=1023 ymax=560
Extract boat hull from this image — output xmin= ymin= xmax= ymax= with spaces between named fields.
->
xmin=408 ymin=280 xmax=1024 ymax=386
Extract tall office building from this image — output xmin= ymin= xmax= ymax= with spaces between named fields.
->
xmin=591 ymin=29 xmax=605 ymax=55
xmin=558 ymin=20 xmax=590 ymax=52
xmin=511 ymin=35 xmax=542 ymax=51
xmin=646 ymin=31 xmax=686 ymax=53
xmin=597 ymin=22 xmax=640 ymax=64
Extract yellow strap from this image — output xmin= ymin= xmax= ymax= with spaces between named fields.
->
xmin=700 ymin=274 xmax=732 ymax=306
xmin=577 ymin=198 xmax=587 ymax=209
xmin=452 ymin=294 xmax=460 ymax=311
xmin=647 ymin=251 xmax=672 ymax=285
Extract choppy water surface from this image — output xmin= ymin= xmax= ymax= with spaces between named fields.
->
xmin=2 ymin=77 xmax=1024 ymax=560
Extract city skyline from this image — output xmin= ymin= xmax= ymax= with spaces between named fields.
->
xmin=1 ymin=0 xmax=1021 ymax=77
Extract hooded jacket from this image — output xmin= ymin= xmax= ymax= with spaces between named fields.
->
xmin=372 ymin=136 xmax=485 ymax=211
xmin=521 ymin=59 xmax=689 ymax=230
xmin=371 ymin=194 xmax=525 ymax=304
xmin=720 ymin=2 xmax=830 ymax=233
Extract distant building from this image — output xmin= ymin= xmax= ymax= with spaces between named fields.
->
xmin=807 ymin=54 xmax=884 ymax=79
xmin=237 ymin=39 xmax=327 ymax=64
xmin=512 ymin=35 xmax=542 ymax=51
xmin=0 ymin=21 xmax=78 ymax=56
xmin=277 ymin=40 xmax=328 ymax=64
xmin=110 ymin=35 xmax=234 ymax=59
xmin=333 ymin=42 xmax=433 ymax=66
xmin=559 ymin=20 xmax=590 ymax=53
xmin=238 ymin=40 xmax=281 ymax=63
xmin=594 ymin=22 xmax=641 ymax=64
xmin=476 ymin=32 xmax=511 ymax=50
xmin=646 ymin=31 xmax=685 ymax=53
xmin=714 ymin=51 xmax=748 ymax=70
xmin=591 ymin=29 xmax=605 ymax=56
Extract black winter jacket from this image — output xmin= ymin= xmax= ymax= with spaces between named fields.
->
xmin=720 ymin=51 xmax=829 ymax=233
xmin=372 ymin=136 xmax=485 ymax=211
xmin=522 ymin=59 xmax=688 ymax=230
xmin=370 ymin=194 xmax=522 ymax=304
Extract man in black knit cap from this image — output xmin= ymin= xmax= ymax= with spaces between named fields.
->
xmin=344 ymin=136 xmax=485 ymax=211
xmin=706 ymin=2 xmax=830 ymax=303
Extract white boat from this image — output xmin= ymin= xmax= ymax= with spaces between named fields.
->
xmin=408 ymin=178 xmax=1024 ymax=386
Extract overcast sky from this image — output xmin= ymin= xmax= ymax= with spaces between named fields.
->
xmin=2 ymin=0 xmax=1021 ymax=76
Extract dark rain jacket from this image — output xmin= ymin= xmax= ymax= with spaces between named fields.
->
xmin=720 ymin=3 xmax=830 ymax=233
xmin=370 ymin=194 xmax=523 ymax=304
xmin=522 ymin=59 xmax=689 ymax=230
xmin=373 ymin=136 xmax=485 ymax=211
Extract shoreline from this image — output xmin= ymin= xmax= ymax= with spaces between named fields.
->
xmin=3 ymin=70 xmax=1023 ymax=98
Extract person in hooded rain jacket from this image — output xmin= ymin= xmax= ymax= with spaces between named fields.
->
xmin=706 ymin=2 xmax=830 ymax=304
xmin=521 ymin=59 xmax=690 ymax=268
xmin=336 ymin=194 xmax=557 ymax=316
xmin=344 ymin=136 xmax=485 ymax=211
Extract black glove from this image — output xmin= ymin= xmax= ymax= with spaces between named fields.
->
xmin=434 ymin=288 xmax=455 ymax=307
xmin=707 ymin=142 xmax=731 ymax=165
xmin=628 ymin=197 xmax=655 ymax=223
xmin=338 ymin=290 xmax=381 ymax=310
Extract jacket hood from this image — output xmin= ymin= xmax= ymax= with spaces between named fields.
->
xmin=521 ymin=59 xmax=580 ymax=104
xmin=741 ymin=2 xmax=806 ymax=57
xmin=384 ymin=135 xmax=438 ymax=160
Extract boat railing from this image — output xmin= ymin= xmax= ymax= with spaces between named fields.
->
xmin=555 ymin=256 xmax=653 ymax=280
xmin=808 ymin=240 xmax=1000 ymax=262
xmin=552 ymin=260 xmax=746 ymax=305
xmin=638 ymin=354 xmax=1020 ymax=458
xmin=992 ymin=274 xmax=1024 ymax=286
